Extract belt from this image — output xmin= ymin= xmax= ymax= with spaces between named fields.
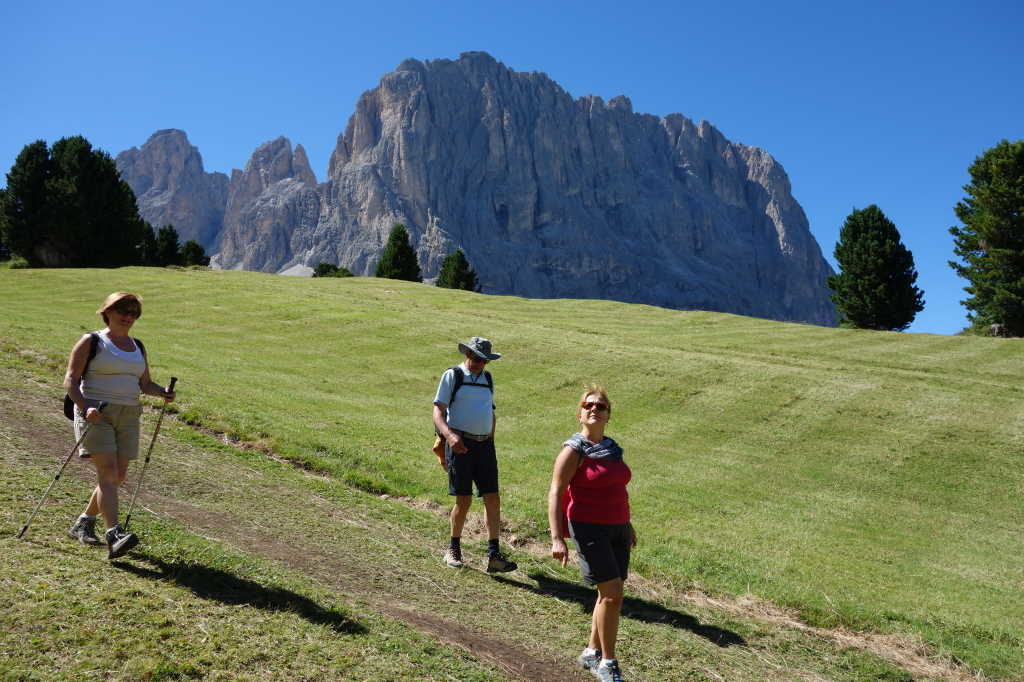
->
xmin=456 ymin=430 xmax=492 ymax=442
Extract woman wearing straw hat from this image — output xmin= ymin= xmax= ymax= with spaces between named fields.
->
xmin=548 ymin=385 xmax=635 ymax=682
xmin=64 ymin=292 xmax=175 ymax=559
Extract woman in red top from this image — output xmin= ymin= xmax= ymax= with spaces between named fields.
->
xmin=548 ymin=385 xmax=635 ymax=682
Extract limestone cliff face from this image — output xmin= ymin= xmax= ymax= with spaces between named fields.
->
xmin=124 ymin=52 xmax=837 ymax=324
xmin=213 ymin=137 xmax=322 ymax=272
xmin=115 ymin=130 xmax=228 ymax=249
xmin=312 ymin=52 xmax=835 ymax=324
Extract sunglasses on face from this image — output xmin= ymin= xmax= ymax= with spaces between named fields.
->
xmin=581 ymin=401 xmax=608 ymax=412
xmin=112 ymin=306 xmax=141 ymax=317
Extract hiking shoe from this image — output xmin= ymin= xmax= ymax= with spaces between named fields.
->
xmin=105 ymin=525 xmax=139 ymax=560
xmin=577 ymin=649 xmax=601 ymax=671
xmin=485 ymin=551 xmax=517 ymax=573
xmin=592 ymin=659 xmax=624 ymax=682
xmin=68 ymin=517 xmax=102 ymax=546
xmin=444 ymin=546 xmax=464 ymax=568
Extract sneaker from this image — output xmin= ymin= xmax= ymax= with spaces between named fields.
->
xmin=577 ymin=649 xmax=601 ymax=671
xmin=444 ymin=546 xmax=464 ymax=568
xmin=68 ymin=517 xmax=102 ymax=546
xmin=105 ymin=524 xmax=139 ymax=560
xmin=592 ymin=659 xmax=624 ymax=682
xmin=485 ymin=551 xmax=517 ymax=573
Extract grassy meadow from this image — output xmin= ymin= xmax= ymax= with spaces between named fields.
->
xmin=1 ymin=266 xmax=1022 ymax=679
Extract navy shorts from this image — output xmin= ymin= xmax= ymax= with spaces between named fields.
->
xmin=446 ymin=436 xmax=499 ymax=497
xmin=569 ymin=520 xmax=631 ymax=586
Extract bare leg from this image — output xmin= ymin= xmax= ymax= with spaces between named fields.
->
xmin=450 ymin=495 xmax=472 ymax=537
xmin=591 ymin=577 xmax=624 ymax=659
xmin=482 ymin=492 xmax=501 ymax=540
xmin=90 ymin=452 xmax=121 ymax=531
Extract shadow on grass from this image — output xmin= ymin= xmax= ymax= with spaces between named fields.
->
xmin=493 ymin=572 xmax=745 ymax=648
xmin=115 ymin=553 xmax=366 ymax=634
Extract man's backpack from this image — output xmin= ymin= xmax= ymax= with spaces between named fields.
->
xmin=62 ymin=333 xmax=146 ymax=419
xmin=431 ymin=365 xmax=493 ymax=467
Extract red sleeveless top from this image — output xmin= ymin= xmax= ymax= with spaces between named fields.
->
xmin=565 ymin=455 xmax=631 ymax=525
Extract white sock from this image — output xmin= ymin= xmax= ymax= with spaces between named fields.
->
xmin=583 ymin=647 xmax=599 ymax=657
xmin=600 ymin=658 xmax=617 ymax=666
xmin=79 ymin=514 xmax=96 ymax=521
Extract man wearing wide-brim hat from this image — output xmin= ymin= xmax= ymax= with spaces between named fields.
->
xmin=433 ymin=337 xmax=517 ymax=573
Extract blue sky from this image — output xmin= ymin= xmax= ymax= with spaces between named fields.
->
xmin=3 ymin=0 xmax=1021 ymax=334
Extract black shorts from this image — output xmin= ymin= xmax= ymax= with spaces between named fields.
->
xmin=569 ymin=520 xmax=631 ymax=586
xmin=446 ymin=436 xmax=499 ymax=497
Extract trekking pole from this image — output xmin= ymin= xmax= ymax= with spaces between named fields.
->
xmin=17 ymin=402 xmax=107 ymax=539
xmin=123 ymin=377 xmax=176 ymax=532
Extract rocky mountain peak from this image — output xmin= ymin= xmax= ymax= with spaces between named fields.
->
xmin=115 ymin=129 xmax=228 ymax=248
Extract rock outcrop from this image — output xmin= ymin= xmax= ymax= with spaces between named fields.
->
xmin=123 ymin=52 xmax=838 ymax=325
xmin=213 ymin=137 xmax=322 ymax=272
xmin=115 ymin=130 xmax=228 ymax=248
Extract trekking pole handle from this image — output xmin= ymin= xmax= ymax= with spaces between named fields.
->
xmin=167 ymin=377 xmax=177 ymax=393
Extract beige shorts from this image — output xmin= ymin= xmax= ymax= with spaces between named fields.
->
xmin=74 ymin=403 xmax=143 ymax=459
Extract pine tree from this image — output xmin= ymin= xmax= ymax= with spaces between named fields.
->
xmin=181 ymin=240 xmax=210 ymax=266
xmin=436 ymin=249 xmax=479 ymax=291
xmin=827 ymin=205 xmax=924 ymax=331
xmin=949 ymin=139 xmax=1024 ymax=335
xmin=154 ymin=225 xmax=182 ymax=266
xmin=375 ymin=223 xmax=422 ymax=282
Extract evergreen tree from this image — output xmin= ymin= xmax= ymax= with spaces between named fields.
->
xmin=0 ymin=136 xmax=149 ymax=267
xmin=436 ymin=249 xmax=479 ymax=291
xmin=949 ymin=139 xmax=1024 ymax=336
xmin=154 ymin=225 xmax=182 ymax=266
xmin=139 ymin=225 xmax=159 ymax=265
xmin=375 ymin=223 xmax=422 ymax=282
xmin=0 ymin=141 xmax=54 ymax=265
xmin=181 ymin=240 xmax=210 ymax=266
xmin=827 ymin=205 xmax=924 ymax=331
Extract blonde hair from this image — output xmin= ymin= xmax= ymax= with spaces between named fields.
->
xmin=576 ymin=384 xmax=611 ymax=422
xmin=97 ymin=292 xmax=143 ymax=325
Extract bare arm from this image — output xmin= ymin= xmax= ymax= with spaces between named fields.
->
xmin=433 ymin=403 xmax=467 ymax=454
xmin=548 ymin=445 xmax=580 ymax=567
xmin=64 ymin=334 xmax=95 ymax=416
xmin=138 ymin=359 xmax=175 ymax=401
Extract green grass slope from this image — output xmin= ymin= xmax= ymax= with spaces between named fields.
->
xmin=2 ymin=266 xmax=1021 ymax=678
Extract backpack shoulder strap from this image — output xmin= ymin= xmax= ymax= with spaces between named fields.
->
xmin=134 ymin=337 xmax=146 ymax=358
xmin=448 ymin=365 xmax=464 ymax=402
xmin=82 ymin=332 xmax=100 ymax=374
xmin=484 ymin=370 xmax=493 ymax=391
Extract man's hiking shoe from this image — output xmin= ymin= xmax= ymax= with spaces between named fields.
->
xmin=592 ymin=659 xmax=624 ymax=682
xmin=577 ymin=649 xmax=601 ymax=671
xmin=68 ymin=517 xmax=102 ymax=546
xmin=444 ymin=547 xmax=464 ymax=568
xmin=485 ymin=551 xmax=517 ymax=573
xmin=105 ymin=525 xmax=139 ymax=560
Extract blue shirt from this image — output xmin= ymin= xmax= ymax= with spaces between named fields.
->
xmin=433 ymin=363 xmax=494 ymax=435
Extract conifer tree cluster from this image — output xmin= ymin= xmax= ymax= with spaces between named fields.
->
xmin=0 ymin=137 xmax=151 ymax=267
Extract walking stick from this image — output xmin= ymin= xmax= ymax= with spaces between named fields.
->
xmin=123 ymin=377 xmax=176 ymax=532
xmin=17 ymin=402 xmax=107 ymax=539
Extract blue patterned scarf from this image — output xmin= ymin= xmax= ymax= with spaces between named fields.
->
xmin=564 ymin=433 xmax=624 ymax=462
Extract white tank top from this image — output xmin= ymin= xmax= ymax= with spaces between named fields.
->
xmin=80 ymin=330 xmax=145 ymax=406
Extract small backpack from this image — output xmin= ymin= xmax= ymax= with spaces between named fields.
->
xmin=62 ymin=333 xmax=146 ymax=419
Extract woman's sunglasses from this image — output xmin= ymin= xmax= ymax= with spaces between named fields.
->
xmin=581 ymin=401 xmax=608 ymax=412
